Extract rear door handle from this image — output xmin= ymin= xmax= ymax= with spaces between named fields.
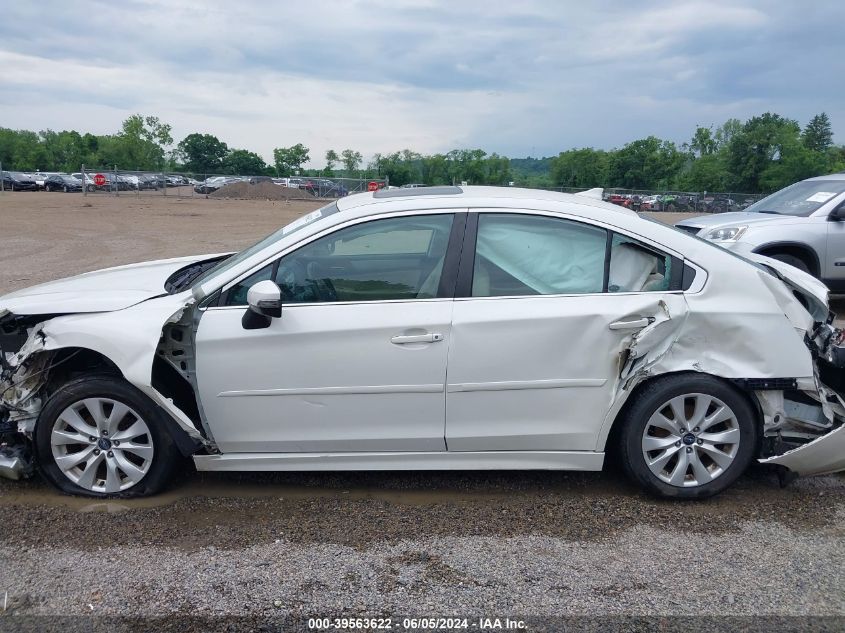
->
xmin=391 ymin=333 xmax=444 ymax=344
xmin=608 ymin=317 xmax=654 ymax=330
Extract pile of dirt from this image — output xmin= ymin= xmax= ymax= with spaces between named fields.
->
xmin=209 ymin=181 xmax=314 ymax=200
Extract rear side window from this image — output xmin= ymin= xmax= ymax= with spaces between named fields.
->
xmin=608 ymin=234 xmax=672 ymax=292
xmin=472 ymin=214 xmax=607 ymax=296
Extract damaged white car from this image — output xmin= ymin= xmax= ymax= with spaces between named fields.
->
xmin=2 ymin=186 xmax=845 ymax=499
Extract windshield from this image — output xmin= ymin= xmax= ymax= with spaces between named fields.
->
xmin=744 ymin=179 xmax=845 ymax=217
xmin=191 ymin=202 xmax=341 ymax=289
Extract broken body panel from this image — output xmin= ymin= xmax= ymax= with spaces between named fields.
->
xmin=2 ymin=187 xmax=845 ymax=484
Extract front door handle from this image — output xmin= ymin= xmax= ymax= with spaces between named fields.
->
xmin=608 ymin=317 xmax=655 ymax=330
xmin=391 ymin=333 xmax=444 ymax=344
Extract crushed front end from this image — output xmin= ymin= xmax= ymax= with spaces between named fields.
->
xmin=0 ymin=311 xmax=51 ymax=480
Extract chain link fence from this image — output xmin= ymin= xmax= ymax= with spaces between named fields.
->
xmin=547 ymin=186 xmax=765 ymax=213
xmin=1 ymin=163 xmax=761 ymax=215
xmin=67 ymin=166 xmax=386 ymax=200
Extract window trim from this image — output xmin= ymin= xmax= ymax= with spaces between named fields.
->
xmin=457 ymin=209 xmax=687 ymax=300
xmin=210 ymin=209 xmax=467 ymax=309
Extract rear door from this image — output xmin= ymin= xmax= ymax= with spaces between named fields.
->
xmin=445 ymin=210 xmax=686 ymax=452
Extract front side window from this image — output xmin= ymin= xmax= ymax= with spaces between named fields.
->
xmin=472 ymin=214 xmax=607 ymax=297
xmin=224 ymin=214 xmax=454 ymax=305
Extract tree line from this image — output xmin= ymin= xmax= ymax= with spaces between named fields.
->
xmin=0 ymin=112 xmax=842 ymax=193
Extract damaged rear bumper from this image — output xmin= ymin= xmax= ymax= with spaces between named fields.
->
xmin=760 ymin=423 xmax=845 ymax=475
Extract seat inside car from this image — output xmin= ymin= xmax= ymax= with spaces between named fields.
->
xmin=608 ymin=242 xmax=664 ymax=292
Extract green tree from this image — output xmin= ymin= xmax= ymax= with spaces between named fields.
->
xmin=550 ymin=148 xmax=609 ymax=188
xmin=222 ymin=149 xmax=268 ymax=175
xmin=726 ymin=113 xmax=801 ymax=192
xmin=689 ymin=126 xmax=717 ymax=156
xmin=676 ymin=154 xmax=730 ymax=191
xmin=420 ymin=153 xmax=451 ymax=185
xmin=340 ymin=149 xmax=362 ymax=174
xmin=802 ymin=113 xmax=834 ymax=153
xmin=447 ymin=149 xmax=487 ymax=184
xmin=273 ymin=143 xmax=310 ymax=176
xmin=116 ymin=114 xmax=173 ymax=169
xmin=714 ymin=118 xmax=742 ymax=150
xmin=606 ymin=137 xmax=686 ymax=189
xmin=761 ymin=136 xmax=829 ymax=191
xmin=177 ymin=133 xmax=229 ymax=174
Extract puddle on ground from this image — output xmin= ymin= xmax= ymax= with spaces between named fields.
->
xmin=0 ymin=472 xmax=530 ymax=513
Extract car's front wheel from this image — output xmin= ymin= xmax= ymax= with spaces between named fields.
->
xmin=35 ymin=375 xmax=179 ymax=497
xmin=617 ymin=374 xmax=758 ymax=499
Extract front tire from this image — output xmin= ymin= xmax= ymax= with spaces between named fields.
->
xmin=35 ymin=375 xmax=179 ymax=497
xmin=617 ymin=374 xmax=758 ymax=499
xmin=768 ymin=252 xmax=812 ymax=275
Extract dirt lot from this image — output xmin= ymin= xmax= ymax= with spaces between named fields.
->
xmin=1 ymin=191 xmax=844 ymax=630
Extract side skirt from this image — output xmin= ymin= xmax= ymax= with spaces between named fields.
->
xmin=193 ymin=451 xmax=605 ymax=472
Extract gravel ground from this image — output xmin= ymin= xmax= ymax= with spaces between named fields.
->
xmin=1 ymin=192 xmax=844 ymax=630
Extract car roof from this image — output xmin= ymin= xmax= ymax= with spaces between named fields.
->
xmin=806 ymin=173 xmax=845 ymax=182
xmin=336 ymin=185 xmax=638 ymax=218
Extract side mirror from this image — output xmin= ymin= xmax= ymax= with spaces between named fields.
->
xmin=242 ymin=280 xmax=282 ymax=330
xmin=829 ymin=203 xmax=845 ymax=221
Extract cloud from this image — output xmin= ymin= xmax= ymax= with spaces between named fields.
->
xmin=0 ymin=0 xmax=842 ymax=165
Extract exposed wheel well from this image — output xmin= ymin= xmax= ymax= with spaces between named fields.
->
xmin=45 ymin=347 xmax=122 ymax=390
xmin=754 ymin=243 xmax=819 ymax=277
xmin=603 ymin=371 xmax=764 ymax=460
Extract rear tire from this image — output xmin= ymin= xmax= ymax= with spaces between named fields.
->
xmin=34 ymin=375 xmax=180 ymax=498
xmin=617 ymin=374 xmax=758 ymax=499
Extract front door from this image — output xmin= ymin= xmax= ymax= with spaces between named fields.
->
xmin=195 ymin=212 xmax=461 ymax=453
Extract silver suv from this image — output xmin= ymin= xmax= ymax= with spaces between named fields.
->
xmin=675 ymin=174 xmax=845 ymax=290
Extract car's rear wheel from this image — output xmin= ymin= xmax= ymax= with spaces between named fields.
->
xmin=617 ymin=374 xmax=758 ymax=499
xmin=35 ymin=375 xmax=179 ymax=497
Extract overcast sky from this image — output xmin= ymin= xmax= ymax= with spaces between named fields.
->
xmin=2 ymin=0 xmax=843 ymax=167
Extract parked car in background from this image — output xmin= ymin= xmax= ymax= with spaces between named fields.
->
xmin=44 ymin=174 xmax=83 ymax=192
xmin=675 ymin=173 xmax=845 ymax=289
xmin=607 ymin=193 xmax=629 ymax=207
xmin=118 ymin=174 xmax=139 ymax=190
xmin=248 ymin=176 xmax=274 ymax=184
xmin=1 ymin=171 xmax=38 ymax=191
xmin=309 ymin=178 xmax=348 ymax=198
xmin=136 ymin=174 xmax=159 ymax=190
xmin=194 ymin=176 xmax=239 ymax=194
xmin=33 ymin=172 xmax=61 ymax=190
xmin=70 ymin=173 xmax=95 ymax=192
xmin=2 ymin=186 xmax=844 ymax=500
xmin=401 ymin=183 xmax=428 ymax=189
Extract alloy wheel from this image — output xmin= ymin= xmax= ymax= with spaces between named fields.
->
xmin=50 ymin=397 xmax=154 ymax=493
xmin=641 ymin=393 xmax=740 ymax=487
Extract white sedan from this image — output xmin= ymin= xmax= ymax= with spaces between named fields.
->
xmin=1 ymin=186 xmax=844 ymax=499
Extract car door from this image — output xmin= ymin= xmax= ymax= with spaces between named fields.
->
xmin=194 ymin=211 xmax=465 ymax=453
xmin=445 ymin=210 xmax=687 ymax=452
xmin=823 ymin=193 xmax=845 ymax=286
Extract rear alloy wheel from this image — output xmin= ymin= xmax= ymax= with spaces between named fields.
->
xmin=63 ymin=185 xmax=68 ymax=193
xmin=35 ymin=376 xmax=179 ymax=497
xmin=618 ymin=375 xmax=758 ymax=498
